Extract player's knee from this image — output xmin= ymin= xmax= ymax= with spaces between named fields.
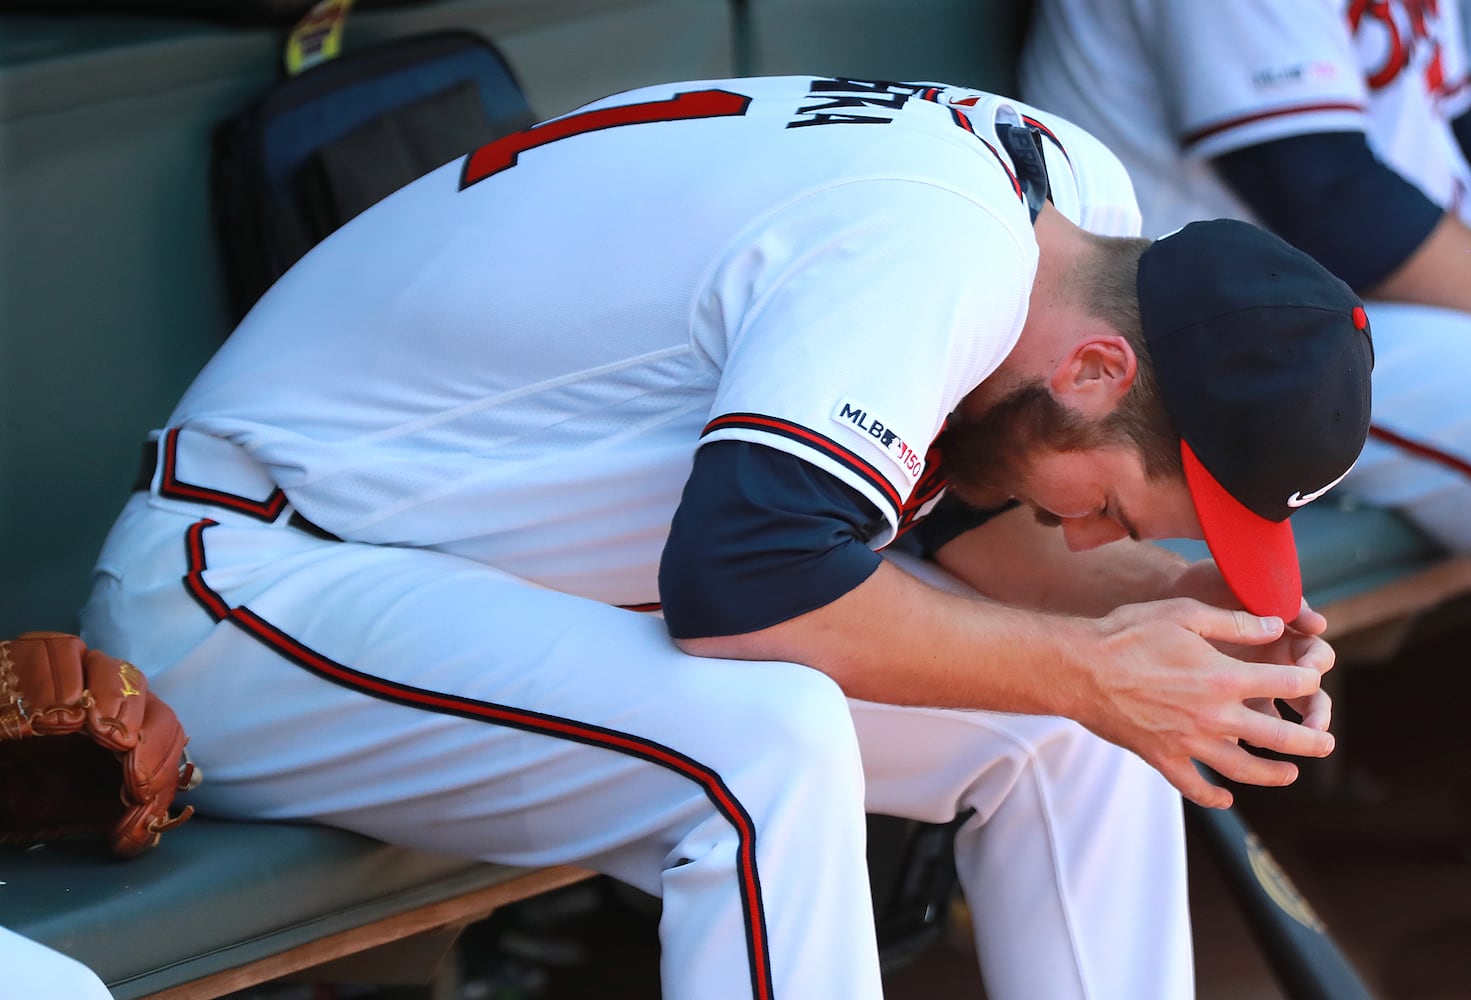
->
xmin=966 ymin=714 xmax=1141 ymax=789
xmin=1025 ymin=720 xmax=1178 ymax=813
xmin=745 ymin=664 xmax=862 ymax=777
xmin=1034 ymin=717 xmax=1137 ymax=772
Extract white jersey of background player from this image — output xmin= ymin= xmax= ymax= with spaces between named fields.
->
xmin=0 ymin=928 xmax=113 ymax=1000
xmin=1022 ymin=0 xmax=1471 ymax=550
xmin=80 ymin=75 xmax=1363 ymax=1000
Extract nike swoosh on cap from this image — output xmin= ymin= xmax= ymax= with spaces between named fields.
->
xmin=1286 ymin=464 xmax=1354 ymax=508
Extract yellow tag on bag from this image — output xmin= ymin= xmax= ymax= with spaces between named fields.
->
xmin=285 ymin=0 xmax=357 ymax=76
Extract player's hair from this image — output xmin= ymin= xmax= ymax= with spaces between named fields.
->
xmin=1078 ymin=234 xmax=1182 ymax=481
xmin=940 ymin=236 xmax=1186 ymax=507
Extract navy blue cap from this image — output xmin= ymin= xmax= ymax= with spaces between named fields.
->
xmin=1139 ymin=219 xmax=1374 ymax=619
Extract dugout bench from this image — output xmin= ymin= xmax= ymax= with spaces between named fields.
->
xmin=2 ymin=1 xmax=1468 ymax=997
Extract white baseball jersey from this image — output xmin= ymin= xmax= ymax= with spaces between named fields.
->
xmin=0 ymin=928 xmax=113 ymax=1000
xmin=167 ymin=76 xmax=1139 ymax=608
xmin=1021 ymin=0 xmax=1471 ymax=236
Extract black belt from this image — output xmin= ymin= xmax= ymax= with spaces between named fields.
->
xmin=134 ymin=439 xmax=341 ymax=541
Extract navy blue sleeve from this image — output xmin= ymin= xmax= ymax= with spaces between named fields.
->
xmin=1212 ymin=131 xmax=1443 ymax=291
xmin=1456 ymin=111 xmax=1471 ymax=167
xmin=659 ymin=440 xmax=885 ymax=640
xmin=900 ymin=494 xmax=1019 ymax=560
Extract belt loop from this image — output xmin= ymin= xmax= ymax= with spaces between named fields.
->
xmin=132 ymin=432 xmax=341 ymax=541
xmin=133 ymin=439 xmax=161 ymax=494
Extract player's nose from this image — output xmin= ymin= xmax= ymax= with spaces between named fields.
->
xmin=1060 ymin=514 xmax=1129 ymax=552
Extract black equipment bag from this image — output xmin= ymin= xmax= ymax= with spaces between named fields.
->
xmin=211 ymin=27 xmax=535 ymax=321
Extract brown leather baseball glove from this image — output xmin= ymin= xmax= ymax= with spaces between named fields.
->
xmin=0 ymin=631 xmax=199 ymax=857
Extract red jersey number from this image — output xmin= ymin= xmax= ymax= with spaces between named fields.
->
xmin=460 ymin=89 xmax=752 ymax=189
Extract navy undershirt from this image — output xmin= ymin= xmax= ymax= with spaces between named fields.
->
xmin=659 ymin=440 xmax=1005 ymax=639
xmin=1212 ymin=131 xmax=1442 ymax=291
xmin=660 ymin=441 xmax=883 ymax=639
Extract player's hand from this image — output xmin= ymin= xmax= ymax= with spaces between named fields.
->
xmin=1172 ymin=558 xmax=1333 ymax=668
xmin=1173 ymin=558 xmax=1329 ymax=632
xmin=1079 ymin=598 xmax=1336 ymax=810
xmin=1241 ymin=614 xmax=1336 ymax=733
xmin=1246 ymin=680 xmax=1334 ymax=735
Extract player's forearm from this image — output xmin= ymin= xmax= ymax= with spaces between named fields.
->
xmin=931 ymin=504 xmax=1189 ymax=616
xmin=675 ymin=558 xmax=1099 ymax=716
xmin=1363 ymin=212 xmax=1471 ymax=313
xmin=678 ymin=558 xmax=1336 ymax=808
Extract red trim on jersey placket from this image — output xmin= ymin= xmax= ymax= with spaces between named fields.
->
xmin=948 ymin=109 xmax=1024 ymax=203
xmin=1182 ymin=101 xmax=1366 ymax=148
xmin=1369 ymin=423 xmax=1471 ymax=481
xmin=702 ymin=413 xmax=905 ymax=514
xmin=916 ymin=90 xmax=1027 ymax=206
xmin=947 ymin=107 xmax=977 ymax=134
xmin=896 ymin=440 xmax=950 ymax=535
xmin=1019 ymin=115 xmax=1058 ymax=145
xmin=1020 ymin=115 xmax=1072 ymax=168
xmin=178 ymin=519 xmax=775 ymax=1000
xmin=158 ymin=427 xmax=289 ymax=522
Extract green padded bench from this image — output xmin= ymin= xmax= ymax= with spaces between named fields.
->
xmin=741 ymin=0 xmax=1034 ymax=93
xmin=0 ymin=819 xmax=591 ymax=1000
xmin=1162 ymin=498 xmax=1471 ymax=656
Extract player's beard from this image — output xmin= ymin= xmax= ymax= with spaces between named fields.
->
xmin=941 ymin=379 xmax=1118 ymax=510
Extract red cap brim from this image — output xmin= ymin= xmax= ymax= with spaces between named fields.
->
xmin=1181 ymin=441 xmax=1302 ymax=621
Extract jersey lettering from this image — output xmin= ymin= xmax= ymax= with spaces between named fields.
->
xmin=786 ymin=78 xmax=927 ymax=128
xmin=1348 ymin=0 xmax=1448 ymax=93
xmin=460 ymin=89 xmax=752 ymax=188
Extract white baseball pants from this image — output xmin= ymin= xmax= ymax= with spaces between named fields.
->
xmin=81 ymin=490 xmax=1191 ymax=1000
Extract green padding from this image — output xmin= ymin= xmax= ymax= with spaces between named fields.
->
xmin=0 ymin=2 xmax=736 ymax=639
xmin=1157 ymin=498 xmax=1445 ymax=607
xmin=0 ymin=817 xmax=522 ymax=999
xmin=742 ymin=0 xmax=1032 ymax=93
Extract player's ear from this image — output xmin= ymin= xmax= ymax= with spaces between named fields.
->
xmin=1049 ymin=334 xmax=1137 ymax=416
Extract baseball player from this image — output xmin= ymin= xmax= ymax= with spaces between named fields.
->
xmin=79 ymin=76 xmax=1371 ymax=1000
xmin=1021 ymin=0 xmax=1471 ymax=552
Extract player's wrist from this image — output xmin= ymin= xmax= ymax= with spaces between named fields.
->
xmin=1014 ymin=611 xmax=1114 ymax=722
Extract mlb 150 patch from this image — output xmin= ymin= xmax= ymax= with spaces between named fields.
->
xmin=832 ymin=400 xmax=923 ymax=481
